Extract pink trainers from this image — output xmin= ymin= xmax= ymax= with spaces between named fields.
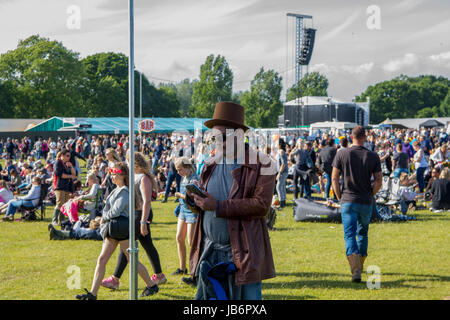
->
xmin=101 ymin=276 xmax=119 ymax=290
xmin=151 ymin=273 xmax=167 ymax=285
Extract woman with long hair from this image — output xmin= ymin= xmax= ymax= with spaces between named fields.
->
xmin=172 ymin=157 xmax=199 ymax=276
xmin=76 ymin=162 xmax=158 ymax=300
xmin=101 ymin=148 xmax=121 ymax=198
xmin=101 ymin=152 xmax=166 ymax=290
xmin=52 ymin=149 xmax=76 ymax=226
xmin=276 ymin=139 xmax=288 ymax=208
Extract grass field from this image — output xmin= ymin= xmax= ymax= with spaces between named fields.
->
xmin=0 ymin=159 xmax=449 ymax=300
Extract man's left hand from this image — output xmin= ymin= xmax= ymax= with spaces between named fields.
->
xmin=193 ymin=192 xmax=217 ymax=211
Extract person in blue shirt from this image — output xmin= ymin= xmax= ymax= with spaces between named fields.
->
xmin=420 ymin=135 xmax=432 ymax=156
xmin=151 ymin=138 xmax=165 ymax=174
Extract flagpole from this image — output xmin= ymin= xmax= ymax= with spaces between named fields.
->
xmin=140 ymin=71 xmax=143 ymax=152
xmin=128 ymin=0 xmax=138 ymax=301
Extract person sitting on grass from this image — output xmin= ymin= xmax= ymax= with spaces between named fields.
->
xmin=0 ymin=180 xmax=14 ymax=211
xmin=2 ymin=177 xmax=41 ymax=222
xmin=75 ymin=162 xmax=158 ymax=300
xmin=172 ymin=156 xmax=199 ymax=277
xmin=7 ymin=168 xmax=22 ymax=193
xmin=429 ymin=168 xmax=450 ymax=212
xmin=48 ymin=216 xmax=103 ymax=241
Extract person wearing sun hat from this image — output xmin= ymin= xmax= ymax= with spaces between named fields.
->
xmin=186 ymin=101 xmax=277 ymax=300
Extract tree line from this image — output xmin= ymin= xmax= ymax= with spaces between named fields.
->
xmin=0 ymin=35 xmax=448 ymax=128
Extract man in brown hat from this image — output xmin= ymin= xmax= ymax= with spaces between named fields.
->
xmin=186 ymin=101 xmax=276 ymax=300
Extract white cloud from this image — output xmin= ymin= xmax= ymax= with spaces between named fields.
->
xmin=341 ymin=62 xmax=374 ymax=75
xmin=430 ymin=51 xmax=450 ymax=61
xmin=309 ymin=62 xmax=374 ymax=75
xmin=382 ymin=53 xmax=418 ymax=72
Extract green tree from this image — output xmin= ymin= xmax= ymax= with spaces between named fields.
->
xmin=286 ymin=72 xmax=328 ymax=101
xmin=438 ymin=91 xmax=450 ymax=116
xmin=83 ymin=52 xmax=180 ymax=117
xmin=82 ymin=52 xmax=129 ymax=116
xmin=0 ymin=80 xmax=14 ymax=118
xmin=356 ymin=75 xmax=450 ymax=123
xmin=190 ymin=54 xmax=233 ymax=117
xmin=232 ymin=90 xmax=244 ymax=105
xmin=157 ymin=85 xmax=180 ymax=117
xmin=174 ymin=79 xmax=195 ymax=117
xmin=241 ymin=67 xmax=283 ymax=128
xmin=0 ymin=35 xmax=85 ymax=118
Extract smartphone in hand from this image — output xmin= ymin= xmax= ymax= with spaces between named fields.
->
xmin=185 ymin=184 xmax=207 ymax=198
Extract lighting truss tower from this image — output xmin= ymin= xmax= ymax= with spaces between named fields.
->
xmin=287 ymin=13 xmax=313 ymax=84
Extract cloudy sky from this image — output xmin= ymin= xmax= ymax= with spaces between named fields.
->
xmin=0 ymin=0 xmax=449 ymax=101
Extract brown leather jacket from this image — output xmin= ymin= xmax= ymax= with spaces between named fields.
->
xmin=189 ymin=146 xmax=277 ymax=286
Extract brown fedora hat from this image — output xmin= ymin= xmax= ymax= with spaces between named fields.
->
xmin=204 ymin=101 xmax=249 ymax=131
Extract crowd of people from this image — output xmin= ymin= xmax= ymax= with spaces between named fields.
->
xmin=0 ymin=115 xmax=449 ymax=299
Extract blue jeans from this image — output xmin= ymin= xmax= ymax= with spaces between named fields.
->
xmin=151 ymin=156 xmax=161 ymax=174
xmin=416 ymin=167 xmax=426 ymax=192
xmin=71 ymin=228 xmax=102 ymax=240
xmin=276 ymin=171 xmax=288 ymax=202
xmin=6 ymin=199 xmax=34 ymax=216
xmin=164 ymin=170 xmax=181 ymax=198
xmin=340 ymin=202 xmax=372 ymax=257
xmin=393 ymin=168 xmax=408 ymax=178
xmin=233 ymin=281 xmax=262 ymax=300
xmin=323 ymin=172 xmax=332 ymax=199
xmin=17 ymin=183 xmax=29 ymax=191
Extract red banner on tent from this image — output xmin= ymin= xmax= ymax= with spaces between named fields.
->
xmin=139 ymin=119 xmax=155 ymax=132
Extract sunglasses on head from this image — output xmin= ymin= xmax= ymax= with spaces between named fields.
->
xmin=109 ymin=168 xmax=123 ymax=174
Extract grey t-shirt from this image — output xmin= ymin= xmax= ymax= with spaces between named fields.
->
xmin=195 ymin=161 xmax=242 ymax=278
xmin=203 ymin=162 xmax=242 ymax=245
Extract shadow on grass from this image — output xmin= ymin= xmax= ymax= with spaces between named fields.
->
xmin=413 ymin=213 xmax=450 ymax=222
xmin=264 ymin=271 xmax=448 ymax=290
xmin=151 ymin=221 xmax=177 ymax=226
xmin=158 ymin=292 xmax=194 ymax=300
xmin=263 ymin=293 xmax=316 ymax=300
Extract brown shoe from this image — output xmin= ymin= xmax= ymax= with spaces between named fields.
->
xmin=360 ymin=256 xmax=367 ymax=271
xmin=347 ymin=253 xmax=362 ymax=283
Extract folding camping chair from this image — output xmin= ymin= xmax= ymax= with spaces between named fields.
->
xmin=375 ymin=176 xmax=391 ymax=204
xmin=19 ymin=183 xmax=50 ymax=221
xmin=385 ymin=177 xmax=401 ymax=206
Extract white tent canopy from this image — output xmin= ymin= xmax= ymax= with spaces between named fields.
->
xmin=0 ymin=119 xmax=44 ymax=132
xmin=284 ymin=96 xmax=348 ymax=106
xmin=309 ymin=121 xmax=357 ymax=130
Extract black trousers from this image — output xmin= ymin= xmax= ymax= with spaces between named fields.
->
xmin=113 ymin=210 xmax=162 ymax=278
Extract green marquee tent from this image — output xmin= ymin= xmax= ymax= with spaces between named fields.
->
xmin=26 ymin=117 xmax=209 ymax=134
